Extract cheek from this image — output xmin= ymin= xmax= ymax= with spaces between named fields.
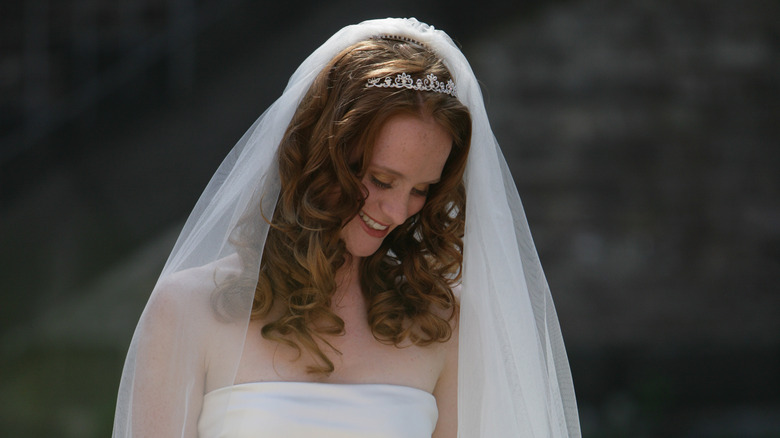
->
xmin=409 ymin=197 xmax=426 ymax=218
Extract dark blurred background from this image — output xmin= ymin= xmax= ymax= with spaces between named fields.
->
xmin=1 ymin=0 xmax=778 ymax=437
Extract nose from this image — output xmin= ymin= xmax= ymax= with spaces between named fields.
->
xmin=380 ymin=191 xmax=411 ymax=226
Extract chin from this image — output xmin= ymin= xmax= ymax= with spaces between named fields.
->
xmin=344 ymin=243 xmax=383 ymax=259
xmin=341 ymin=215 xmax=388 ymax=259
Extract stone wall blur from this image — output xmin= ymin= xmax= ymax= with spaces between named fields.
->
xmin=1 ymin=0 xmax=778 ymax=437
xmin=466 ymin=1 xmax=779 ymax=435
xmin=472 ymin=0 xmax=779 ymax=348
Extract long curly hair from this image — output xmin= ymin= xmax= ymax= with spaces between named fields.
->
xmin=217 ymin=38 xmax=471 ymax=374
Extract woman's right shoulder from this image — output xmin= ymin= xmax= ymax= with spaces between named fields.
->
xmin=143 ymin=254 xmax=243 ymax=328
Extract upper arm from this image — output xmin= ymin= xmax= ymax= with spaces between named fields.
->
xmin=432 ymin=319 xmax=459 ymax=438
xmin=129 ymin=276 xmax=208 ymax=438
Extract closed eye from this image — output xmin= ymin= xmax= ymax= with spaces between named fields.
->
xmin=370 ymin=174 xmax=430 ymax=197
xmin=370 ymin=175 xmax=392 ymax=189
xmin=412 ymin=187 xmax=429 ymax=197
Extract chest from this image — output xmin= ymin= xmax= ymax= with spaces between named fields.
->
xmin=231 ymin=310 xmax=446 ymax=393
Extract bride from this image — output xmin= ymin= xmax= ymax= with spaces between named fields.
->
xmin=113 ymin=18 xmax=580 ymax=438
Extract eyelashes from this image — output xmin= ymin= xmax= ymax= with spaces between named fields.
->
xmin=369 ymin=175 xmax=429 ymax=197
xmin=370 ymin=175 xmax=392 ymax=189
xmin=412 ymin=187 xmax=429 ymax=197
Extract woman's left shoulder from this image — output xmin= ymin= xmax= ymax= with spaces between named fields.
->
xmin=431 ymin=283 xmax=460 ymax=438
xmin=428 ymin=282 xmax=460 ymax=351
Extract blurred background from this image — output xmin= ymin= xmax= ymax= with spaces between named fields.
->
xmin=1 ymin=0 xmax=778 ymax=437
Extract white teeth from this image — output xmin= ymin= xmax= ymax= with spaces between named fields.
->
xmin=359 ymin=211 xmax=388 ymax=231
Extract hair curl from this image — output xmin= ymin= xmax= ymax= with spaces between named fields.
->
xmin=216 ymin=39 xmax=471 ymax=374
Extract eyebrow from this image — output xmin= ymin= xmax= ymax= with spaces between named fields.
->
xmin=372 ymin=165 xmax=441 ymax=185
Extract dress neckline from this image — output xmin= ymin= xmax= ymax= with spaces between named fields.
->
xmin=205 ymin=380 xmax=435 ymax=400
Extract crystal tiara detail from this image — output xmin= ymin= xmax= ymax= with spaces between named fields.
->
xmin=366 ymin=73 xmax=457 ymax=97
xmin=376 ymin=34 xmax=425 ymax=47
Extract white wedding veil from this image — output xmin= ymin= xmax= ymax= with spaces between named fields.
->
xmin=113 ymin=18 xmax=580 ymax=438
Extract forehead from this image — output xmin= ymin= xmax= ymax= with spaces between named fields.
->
xmin=370 ymin=113 xmax=453 ymax=181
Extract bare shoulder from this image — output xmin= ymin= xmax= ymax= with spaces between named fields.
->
xmin=147 ymin=254 xmax=243 ymax=323
xmin=432 ymin=282 xmax=461 ymax=336
xmin=127 ymin=256 xmax=242 ymax=437
xmin=138 ymin=254 xmax=246 ymax=372
xmin=431 ymin=283 xmax=459 ymax=438
xmin=440 ymin=281 xmax=459 ymax=354
xmin=154 ymin=254 xmax=242 ymax=302
xmin=139 ymin=254 xmax=248 ymax=389
xmin=425 ymin=282 xmax=460 ymax=360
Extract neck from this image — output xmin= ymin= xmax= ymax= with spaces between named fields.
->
xmin=333 ymin=255 xmax=363 ymax=308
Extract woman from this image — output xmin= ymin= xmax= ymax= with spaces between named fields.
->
xmin=113 ymin=18 xmax=580 ymax=438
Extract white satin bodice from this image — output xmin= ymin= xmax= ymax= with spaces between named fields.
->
xmin=197 ymin=381 xmax=438 ymax=438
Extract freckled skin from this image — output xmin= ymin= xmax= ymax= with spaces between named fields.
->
xmin=340 ymin=113 xmax=453 ymax=258
xmin=232 ymin=112 xmax=457 ymax=430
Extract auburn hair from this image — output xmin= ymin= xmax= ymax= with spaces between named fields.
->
xmin=216 ymin=38 xmax=471 ymax=374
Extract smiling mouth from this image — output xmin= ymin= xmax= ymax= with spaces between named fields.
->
xmin=359 ymin=211 xmax=388 ymax=231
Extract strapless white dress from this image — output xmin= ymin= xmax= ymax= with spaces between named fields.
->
xmin=197 ymin=381 xmax=438 ymax=438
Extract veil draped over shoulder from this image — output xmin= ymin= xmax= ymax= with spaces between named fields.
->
xmin=113 ymin=18 xmax=580 ymax=438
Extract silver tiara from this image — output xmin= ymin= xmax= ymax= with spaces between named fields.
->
xmin=375 ymin=34 xmax=425 ymax=47
xmin=366 ymin=73 xmax=457 ymax=97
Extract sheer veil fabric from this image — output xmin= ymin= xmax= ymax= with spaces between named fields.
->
xmin=113 ymin=18 xmax=581 ymax=438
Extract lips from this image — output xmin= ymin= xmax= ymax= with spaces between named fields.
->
xmin=358 ymin=211 xmax=390 ymax=238
xmin=359 ymin=211 xmax=388 ymax=230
